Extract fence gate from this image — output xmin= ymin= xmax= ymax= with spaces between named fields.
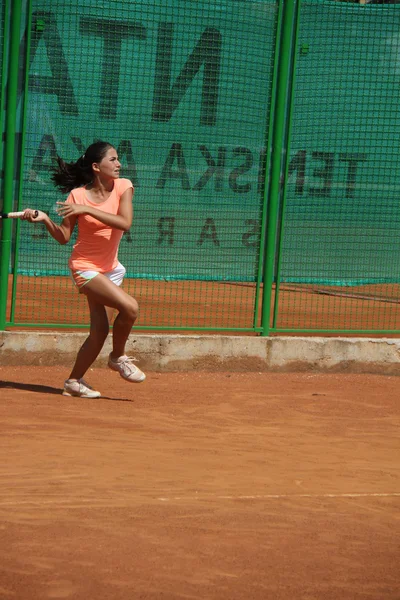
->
xmin=1 ymin=0 xmax=400 ymax=335
xmin=272 ymin=0 xmax=400 ymax=334
xmin=1 ymin=0 xmax=281 ymax=333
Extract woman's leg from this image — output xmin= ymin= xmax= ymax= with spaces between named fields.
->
xmin=81 ymin=274 xmax=139 ymax=360
xmin=68 ymin=296 xmax=110 ymax=380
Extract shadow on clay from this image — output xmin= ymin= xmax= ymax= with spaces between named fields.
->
xmin=0 ymin=380 xmax=133 ymax=402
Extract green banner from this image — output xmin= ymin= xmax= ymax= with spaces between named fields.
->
xmin=280 ymin=1 xmax=400 ymax=285
xmin=15 ymin=0 xmax=400 ymax=285
xmin=17 ymin=0 xmax=277 ymax=282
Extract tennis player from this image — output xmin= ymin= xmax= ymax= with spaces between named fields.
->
xmin=22 ymin=141 xmax=145 ymax=398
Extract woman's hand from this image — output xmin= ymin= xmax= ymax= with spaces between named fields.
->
xmin=21 ymin=209 xmax=48 ymax=223
xmin=56 ymin=201 xmax=87 ymax=218
xmin=20 ymin=207 xmax=75 ymax=245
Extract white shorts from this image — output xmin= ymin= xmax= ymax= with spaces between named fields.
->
xmin=70 ymin=262 xmax=126 ymax=289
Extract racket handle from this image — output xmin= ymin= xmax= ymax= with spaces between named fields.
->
xmin=0 ymin=210 xmax=38 ymax=219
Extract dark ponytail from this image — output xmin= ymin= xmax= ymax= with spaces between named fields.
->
xmin=51 ymin=141 xmax=114 ymax=193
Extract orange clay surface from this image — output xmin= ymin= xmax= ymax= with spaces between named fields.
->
xmin=0 ymin=366 xmax=399 ymax=600
xmin=7 ymin=276 xmax=400 ymax=332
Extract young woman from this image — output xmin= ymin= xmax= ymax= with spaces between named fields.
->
xmin=22 ymin=141 xmax=145 ymax=398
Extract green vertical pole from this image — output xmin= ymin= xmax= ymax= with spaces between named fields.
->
xmin=0 ymin=0 xmax=22 ymax=330
xmin=272 ymin=0 xmax=302 ymax=329
xmin=0 ymin=0 xmax=11 ymax=174
xmin=253 ymin=0 xmax=284 ymax=330
xmin=260 ymin=0 xmax=297 ymax=336
xmin=10 ymin=0 xmax=33 ymax=325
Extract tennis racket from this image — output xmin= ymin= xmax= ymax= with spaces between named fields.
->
xmin=0 ymin=210 xmax=38 ymax=219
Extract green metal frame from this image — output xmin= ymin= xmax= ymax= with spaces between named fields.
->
xmin=0 ymin=0 xmax=11 ymax=190
xmin=2 ymin=323 xmax=264 ymax=332
xmin=0 ymin=0 xmax=297 ymax=335
xmin=10 ymin=0 xmax=33 ymax=323
xmin=270 ymin=0 xmax=301 ymax=332
xmin=4 ymin=0 xmax=394 ymax=336
xmin=0 ymin=0 xmax=22 ymax=330
xmin=253 ymin=0 xmax=284 ymax=331
xmin=260 ymin=0 xmax=298 ymax=336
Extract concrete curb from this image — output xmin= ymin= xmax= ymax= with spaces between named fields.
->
xmin=1 ymin=331 xmax=400 ymax=374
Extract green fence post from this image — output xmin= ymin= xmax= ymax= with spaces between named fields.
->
xmin=0 ymin=0 xmax=23 ymax=330
xmin=10 ymin=0 xmax=33 ymax=325
xmin=253 ymin=0 xmax=284 ymax=331
xmin=260 ymin=0 xmax=298 ymax=336
xmin=272 ymin=0 xmax=302 ymax=330
xmin=0 ymin=0 xmax=11 ymax=180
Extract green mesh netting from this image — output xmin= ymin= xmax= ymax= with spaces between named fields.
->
xmin=280 ymin=0 xmax=400 ymax=286
xmin=11 ymin=0 xmax=400 ymax=291
xmin=16 ymin=0 xmax=277 ymax=283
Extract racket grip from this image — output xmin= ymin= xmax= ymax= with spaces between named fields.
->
xmin=0 ymin=210 xmax=39 ymax=219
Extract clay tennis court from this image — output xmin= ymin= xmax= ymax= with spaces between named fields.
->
xmin=1 ymin=366 xmax=399 ymax=599
xmin=7 ymin=275 xmax=400 ymax=333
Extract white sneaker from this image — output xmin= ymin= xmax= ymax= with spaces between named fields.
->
xmin=63 ymin=378 xmax=101 ymax=398
xmin=108 ymin=354 xmax=146 ymax=383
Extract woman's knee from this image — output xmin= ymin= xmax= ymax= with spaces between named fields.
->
xmin=120 ymin=297 xmax=139 ymax=322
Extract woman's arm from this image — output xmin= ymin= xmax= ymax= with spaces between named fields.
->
xmin=56 ymin=187 xmax=134 ymax=232
xmin=21 ymin=209 xmax=76 ymax=245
